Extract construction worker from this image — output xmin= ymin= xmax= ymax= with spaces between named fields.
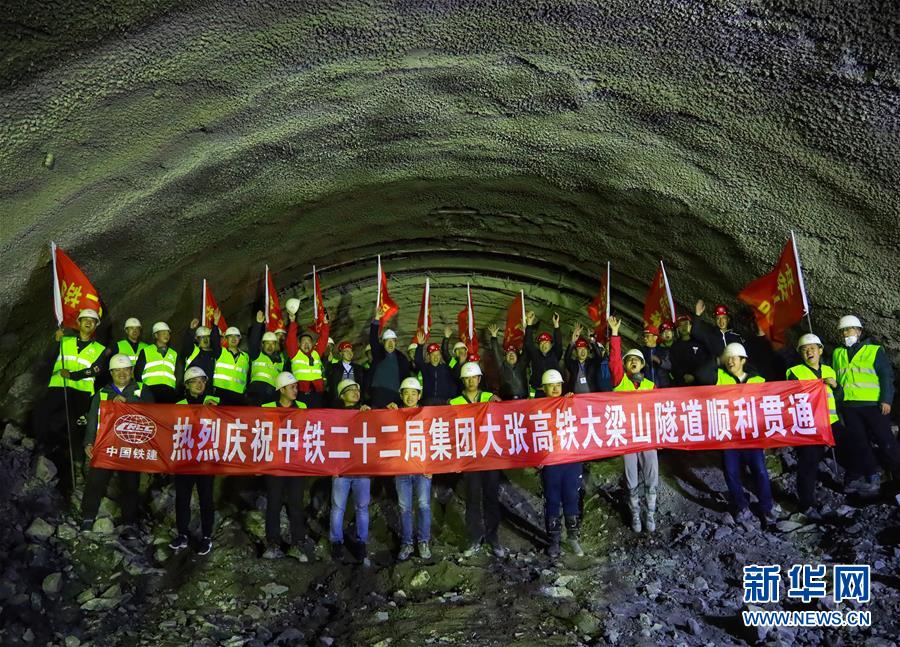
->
xmin=692 ymin=300 xmax=745 ymax=359
xmin=638 ymin=324 xmax=672 ymax=388
xmin=538 ymin=369 xmax=584 ymax=558
xmin=589 ymin=333 xmax=612 ymax=392
xmin=134 ymin=321 xmax=179 ymax=404
xmin=170 ymin=366 xmax=218 ymax=555
xmin=326 ymin=341 xmax=367 ymax=406
xmin=113 ymin=317 xmax=150 ymax=365
xmin=441 ymin=325 xmax=470 ymax=372
xmin=81 ymin=353 xmax=154 ymax=538
xmin=564 ymin=323 xmax=602 ymax=394
xmin=524 ymin=310 xmax=563 ymax=397
xmin=785 ymin=334 xmax=842 ymax=516
xmin=330 ymin=379 xmax=373 ymax=565
xmin=247 ymin=310 xmax=289 ymax=406
xmin=213 ymin=326 xmax=250 ymax=406
xmin=715 ymin=342 xmax=777 ymax=526
xmin=285 ymin=311 xmax=330 ymax=408
xmin=669 ymin=314 xmax=709 ymax=386
xmin=386 ymin=377 xmax=433 ymax=560
xmin=261 ymin=372 xmax=311 ymax=560
xmin=407 ymin=342 xmax=419 ymax=373
xmin=833 ymin=314 xmax=898 ymax=494
xmin=608 ymin=316 xmax=659 ymax=533
xmin=36 ymin=308 xmax=108 ymax=492
xmin=414 ymin=331 xmax=457 ymax=405
xmin=658 ymin=321 xmax=675 ymax=349
xmin=450 ymin=362 xmax=504 ymax=558
xmin=368 ymin=315 xmax=409 ymax=408
xmin=488 ymin=325 xmax=529 ymax=400
xmin=180 ymin=313 xmax=221 ymax=396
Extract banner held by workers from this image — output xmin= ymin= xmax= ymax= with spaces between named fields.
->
xmin=92 ymin=380 xmax=833 ymax=477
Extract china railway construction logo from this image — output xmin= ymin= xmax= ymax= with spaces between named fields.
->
xmin=113 ymin=415 xmax=157 ymax=444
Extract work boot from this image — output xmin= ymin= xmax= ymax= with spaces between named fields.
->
xmin=398 ymin=544 xmax=414 ymax=561
xmin=286 ymin=544 xmax=309 ymax=562
xmin=263 ymin=542 xmax=285 ymax=559
xmin=564 ymin=515 xmax=584 ymax=556
xmin=628 ymin=489 xmax=642 ymax=533
xmin=417 ymin=542 xmax=432 ymax=559
xmin=645 ymin=489 xmax=657 ymax=533
xmin=546 ymin=516 xmax=562 ymax=558
xmin=330 ymin=542 xmax=346 ymax=563
xmin=463 ymin=540 xmax=482 ymax=558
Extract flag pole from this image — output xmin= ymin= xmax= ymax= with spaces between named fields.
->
xmin=201 ymin=279 xmax=207 ymax=325
xmin=51 ymin=243 xmax=77 ymax=493
xmin=424 ymin=278 xmax=430 ymax=336
xmin=791 ymin=231 xmax=813 ymax=333
xmin=376 ymin=256 xmax=382 ymax=311
xmin=312 ymin=265 xmax=318 ymax=328
xmin=520 ymin=289 xmax=526 ymax=330
xmin=660 ymin=260 xmax=676 ymax=324
xmin=264 ymin=265 xmax=270 ymax=325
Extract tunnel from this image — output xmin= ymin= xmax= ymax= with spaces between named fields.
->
xmin=1 ymin=1 xmax=899 ymax=645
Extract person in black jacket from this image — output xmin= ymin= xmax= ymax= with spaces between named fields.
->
xmin=691 ymin=300 xmax=744 ymax=359
xmin=563 ymin=322 xmax=601 ymax=394
xmin=638 ymin=325 xmax=672 ymax=389
xmin=367 ymin=316 xmax=409 ymax=408
xmin=326 ymin=341 xmax=366 ymax=406
xmin=488 ymin=325 xmax=530 ymax=399
xmin=524 ymin=310 xmax=563 ymax=397
xmin=178 ymin=312 xmax=221 ymax=398
xmin=669 ymin=314 xmax=709 ymax=386
xmin=414 ymin=331 xmax=458 ymax=404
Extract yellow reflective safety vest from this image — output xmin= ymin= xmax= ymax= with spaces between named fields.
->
xmin=214 ymin=347 xmax=250 ymax=394
xmin=291 ymin=350 xmax=323 ymax=383
xmin=251 ymin=353 xmax=283 ymax=387
xmin=613 ymin=375 xmax=655 ymax=391
xmin=48 ymin=336 xmax=106 ymax=394
xmin=261 ymin=400 xmax=307 ymax=409
xmin=716 ymin=370 xmax=765 ymax=385
xmin=141 ymin=345 xmax=178 ymax=389
xmin=449 ymin=391 xmax=494 ymax=405
xmin=832 ymin=344 xmax=881 ymax=403
xmin=117 ymin=338 xmax=150 ymax=365
xmin=786 ymin=364 xmax=839 ymax=424
xmin=176 ymin=396 xmax=220 ymax=405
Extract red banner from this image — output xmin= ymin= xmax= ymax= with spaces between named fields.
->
xmin=92 ymin=381 xmax=833 ymax=477
xmin=504 ymin=291 xmax=526 ymax=351
xmin=51 ymin=242 xmax=103 ymax=328
xmin=644 ymin=261 xmax=676 ymax=329
xmin=264 ymin=265 xmax=285 ymax=332
xmin=311 ymin=265 xmax=327 ymax=333
xmin=587 ymin=261 xmax=610 ymax=341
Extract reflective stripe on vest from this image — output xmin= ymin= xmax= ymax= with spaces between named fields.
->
xmin=251 ymin=353 xmax=282 ymax=387
xmin=833 ymin=345 xmax=881 ymax=402
xmin=187 ymin=346 xmax=200 ymax=365
xmin=141 ymin=346 xmax=178 ymax=389
xmin=291 ymin=350 xmax=323 ymax=382
xmin=117 ymin=339 xmax=150 ymax=364
xmin=449 ymin=391 xmax=494 ymax=405
xmin=716 ymin=370 xmax=765 ymax=385
xmin=48 ymin=337 xmax=106 ymax=394
xmin=214 ymin=348 xmax=250 ymax=393
xmin=176 ymin=396 xmax=220 ymax=405
xmin=786 ymin=364 xmax=839 ymax=423
xmin=261 ymin=400 xmax=307 ymax=409
xmin=613 ymin=376 xmax=655 ymax=391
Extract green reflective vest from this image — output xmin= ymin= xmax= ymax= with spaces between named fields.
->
xmin=261 ymin=400 xmax=307 ymax=409
xmin=786 ymin=364 xmax=839 ymax=423
xmin=716 ymin=370 xmax=765 ymax=385
xmin=214 ymin=347 xmax=250 ymax=394
xmin=449 ymin=391 xmax=494 ymax=405
xmin=48 ymin=337 xmax=106 ymax=394
xmin=176 ymin=396 xmax=220 ymax=405
xmin=141 ymin=345 xmax=178 ymax=389
xmin=833 ymin=344 xmax=881 ymax=403
xmin=117 ymin=338 xmax=150 ymax=365
xmin=99 ymin=386 xmax=143 ymax=402
xmin=291 ymin=350 xmax=323 ymax=382
xmin=613 ymin=375 xmax=656 ymax=391
xmin=251 ymin=353 xmax=283 ymax=387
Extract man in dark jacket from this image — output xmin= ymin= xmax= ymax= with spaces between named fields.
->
xmin=564 ymin=322 xmax=602 ymax=394
xmin=368 ymin=316 xmax=409 ymax=408
xmin=669 ymin=314 xmax=710 ymax=386
xmin=524 ymin=310 xmax=563 ymax=397
xmin=326 ymin=341 xmax=367 ymax=406
xmin=638 ymin=325 xmax=672 ymax=389
xmin=414 ymin=331 xmax=458 ymax=404
xmin=691 ymin=300 xmax=744 ymax=359
xmin=488 ymin=325 xmax=530 ymax=399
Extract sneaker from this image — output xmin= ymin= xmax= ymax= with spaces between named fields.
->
xmin=286 ymin=544 xmax=309 ymax=562
xmin=330 ymin=542 xmax=346 ymax=563
xmin=489 ymin=543 xmax=507 ymax=559
xmin=800 ymin=506 xmax=823 ymax=522
xmin=763 ymin=508 xmax=779 ymax=526
xmin=197 ymin=536 xmax=213 ymax=556
xmin=262 ymin=544 xmax=285 ymax=559
xmin=120 ymin=525 xmax=138 ymax=541
xmin=168 ymin=533 xmax=189 ymax=550
xmin=398 ymin=544 xmax=414 ymax=561
xmin=462 ymin=542 xmax=481 ymax=558
xmin=417 ymin=542 xmax=432 ymax=559
xmin=80 ymin=519 xmax=94 ymax=532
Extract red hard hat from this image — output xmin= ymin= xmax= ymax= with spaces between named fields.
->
xmin=574 ymin=337 xmax=590 ymax=349
xmin=642 ymin=325 xmax=659 ymax=336
xmin=337 ymin=341 xmax=353 ymax=351
xmin=426 ymin=343 xmax=441 ymax=354
xmin=503 ymin=344 xmax=518 ymax=353
xmin=659 ymin=321 xmax=674 ymax=332
xmin=675 ymin=314 xmax=692 ymax=323
xmin=536 ymin=332 xmax=553 ymax=343
xmin=466 ymin=353 xmax=481 ymax=363
xmin=714 ymin=305 xmax=729 ymax=317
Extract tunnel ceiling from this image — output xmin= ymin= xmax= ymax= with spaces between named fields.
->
xmin=1 ymin=0 xmax=899 ymax=419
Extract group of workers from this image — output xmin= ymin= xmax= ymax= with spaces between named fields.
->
xmin=34 ymin=295 xmax=897 ymax=564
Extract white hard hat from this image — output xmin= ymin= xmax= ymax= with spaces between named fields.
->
xmin=261 ymin=332 xmax=278 ymax=343
xmin=400 ymin=377 xmax=423 ymax=392
xmin=274 ymin=327 xmax=287 ymax=335
xmin=195 ymin=326 xmax=211 ymax=338
xmin=453 ymin=341 xmax=467 ymax=352
xmin=337 ymin=379 xmax=360 ymax=395
xmin=78 ymin=308 xmax=100 ymax=321
xmin=327 ymin=337 xmax=335 ymax=345
xmin=224 ymin=326 xmax=241 ymax=337
xmin=623 ymin=349 xmax=646 ymax=365
xmin=152 ymin=321 xmax=170 ymax=334
xmin=796 ymin=333 xmax=823 ymax=350
xmin=108 ymin=353 xmax=133 ymax=370
xmin=275 ymin=372 xmax=298 ymax=390
xmin=285 ymin=297 xmax=301 ymax=315
xmin=541 ymin=369 xmax=563 ymax=385
xmin=722 ymin=342 xmax=748 ymax=359
xmin=837 ymin=315 xmax=862 ymax=330
xmin=460 ymin=362 xmax=483 ymax=378
xmin=382 ymin=329 xmax=397 ymax=340
xmin=124 ymin=317 xmax=141 ymax=329
xmin=408 ymin=343 xmax=418 ymax=351
xmin=184 ymin=366 xmax=208 ymax=382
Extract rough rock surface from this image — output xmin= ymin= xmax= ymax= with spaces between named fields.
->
xmin=1 ymin=1 xmax=899 ymax=420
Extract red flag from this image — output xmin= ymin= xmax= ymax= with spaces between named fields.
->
xmin=643 ymin=261 xmax=675 ymax=329
xmin=738 ymin=232 xmax=809 ymax=348
xmin=504 ymin=290 xmax=526 ymax=350
xmin=264 ymin=265 xmax=285 ymax=332
xmin=417 ymin=278 xmax=432 ymax=339
xmin=587 ymin=261 xmax=611 ymax=341
xmin=376 ymin=256 xmax=399 ymax=332
xmin=457 ymin=283 xmax=479 ymax=354
xmin=51 ymin=242 xmax=103 ymax=328
xmin=202 ymin=279 xmax=228 ymax=345
xmin=311 ymin=265 xmax=327 ymax=333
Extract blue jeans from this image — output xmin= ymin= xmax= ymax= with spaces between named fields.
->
xmin=330 ymin=477 xmax=371 ymax=544
xmin=722 ymin=449 xmax=773 ymax=513
xmin=541 ymin=462 xmax=583 ymax=519
xmin=394 ymin=475 xmax=432 ymax=544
